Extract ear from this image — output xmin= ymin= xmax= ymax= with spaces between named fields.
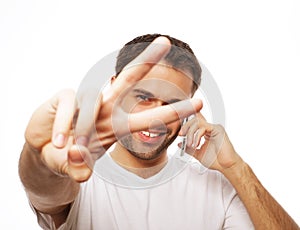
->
xmin=110 ymin=76 xmax=116 ymax=84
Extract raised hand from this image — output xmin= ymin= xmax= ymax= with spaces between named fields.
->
xmin=178 ymin=112 xmax=242 ymax=173
xmin=25 ymin=36 xmax=203 ymax=183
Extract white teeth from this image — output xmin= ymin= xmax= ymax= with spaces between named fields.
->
xmin=141 ymin=131 xmax=150 ymax=136
xmin=150 ymin=133 xmax=159 ymax=138
xmin=141 ymin=131 xmax=160 ymax=138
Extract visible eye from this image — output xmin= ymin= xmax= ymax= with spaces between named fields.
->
xmin=167 ymin=99 xmax=181 ymax=104
xmin=136 ymin=94 xmax=151 ymax=102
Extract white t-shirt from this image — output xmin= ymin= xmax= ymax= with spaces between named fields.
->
xmin=33 ymin=150 xmax=254 ymax=230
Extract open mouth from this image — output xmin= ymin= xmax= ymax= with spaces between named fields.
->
xmin=138 ymin=130 xmax=167 ymax=143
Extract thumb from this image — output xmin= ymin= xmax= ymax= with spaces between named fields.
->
xmin=67 ymin=145 xmax=94 ymax=183
xmin=178 ymin=141 xmax=210 ymax=163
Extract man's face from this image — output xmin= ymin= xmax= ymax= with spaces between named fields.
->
xmin=117 ymin=64 xmax=194 ymax=160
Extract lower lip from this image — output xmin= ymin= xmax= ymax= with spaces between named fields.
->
xmin=137 ymin=132 xmax=165 ymax=144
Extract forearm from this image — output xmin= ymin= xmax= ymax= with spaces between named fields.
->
xmin=19 ymin=142 xmax=79 ymax=214
xmin=222 ymin=160 xmax=299 ymax=230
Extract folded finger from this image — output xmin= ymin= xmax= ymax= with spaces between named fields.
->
xmin=67 ymin=145 xmax=94 ymax=183
xmin=193 ymin=128 xmax=206 ymax=148
xmin=74 ymin=92 xmax=102 ymax=147
xmin=186 ymin=123 xmax=200 ymax=147
xmin=52 ymin=89 xmax=76 ymax=148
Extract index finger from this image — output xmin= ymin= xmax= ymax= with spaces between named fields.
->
xmin=74 ymin=36 xmax=171 ymax=146
xmin=110 ymin=36 xmax=171 ymax=98
xmin=112 ymin=98 xmax=203 ymax=137
xmin=179 ymin=112 xmax=208 ymax=136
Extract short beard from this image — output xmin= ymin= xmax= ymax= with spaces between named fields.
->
xmin=120 ymin=127 xmax=180 ymax=161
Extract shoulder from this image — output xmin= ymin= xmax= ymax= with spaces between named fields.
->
xmin=173 ymin=153 xmax=236 ymax=194
xmin=174 ymin=153 xmax=223 ymax=180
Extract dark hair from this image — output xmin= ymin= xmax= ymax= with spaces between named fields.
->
xmin=115 ymin=34 xmax=202 ymax=94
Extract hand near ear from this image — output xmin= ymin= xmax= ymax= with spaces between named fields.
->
xmin=179 ymin=112 xmax=299 ymax=230
xmin=178 ymin=112 xmax=242 ymax=173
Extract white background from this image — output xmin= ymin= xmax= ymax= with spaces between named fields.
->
xmin=0 ymin=0 xmax=299 ymax=228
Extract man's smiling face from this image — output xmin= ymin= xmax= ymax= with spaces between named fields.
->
xmin=117 ymin=63 xmax=194 ymax=160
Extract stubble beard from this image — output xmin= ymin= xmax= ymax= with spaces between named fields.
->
xmin=120 ymin=127 xmax=180 ymax=161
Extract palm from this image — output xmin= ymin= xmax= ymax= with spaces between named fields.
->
xmin=25 ymin=37 xmax=203 ymax=182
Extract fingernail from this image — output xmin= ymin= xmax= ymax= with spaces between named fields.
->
xmin=76 ymin=136 xmax=89 ymax=147
xmin=54 ymin=133 xmax=66 ymax=147
xmin=69 ymin=151 xmax=84 ymax=164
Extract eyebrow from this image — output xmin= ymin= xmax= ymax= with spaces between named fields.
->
xmin=132 ymin=89 xmax=155 ymax=98
xmin=132 ymin=88 xmax=183 ymax=103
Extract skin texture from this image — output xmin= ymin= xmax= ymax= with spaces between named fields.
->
xmin=111 ymin=64 xmax=193 ymax=172
xmin=19 ymin=36 xmax=299 ymax=229
xmin=19 ymin=37 xmax=202 ymax=227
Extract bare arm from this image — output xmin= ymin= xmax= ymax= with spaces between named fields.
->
xmin=180 ymin=113 xmax=299 ymax=229
xmin=19 ymin=142 xmax=79 ymax=227
xmin=18 ymin=89 xmax=81 ymax=228
xmin=19 ymin=36 xmax=202 ymax=228
xmin=223 ymin=160 xmax=299 ymax=230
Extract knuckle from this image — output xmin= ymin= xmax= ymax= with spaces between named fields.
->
xmin=70 ymin=168 xmax=92 ymax=183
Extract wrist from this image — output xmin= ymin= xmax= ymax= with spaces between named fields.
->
xmin=25 ymin=141 xmax=41 ymax=155
xmin=221 ymin=158 xmax=250 ymax=183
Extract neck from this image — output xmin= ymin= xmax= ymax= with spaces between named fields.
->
xmin=110 ymin=143 xmax=168 ymax=179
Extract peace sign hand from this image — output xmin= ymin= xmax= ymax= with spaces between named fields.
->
xmin=27 ymin=36 xmax=203 ymax=183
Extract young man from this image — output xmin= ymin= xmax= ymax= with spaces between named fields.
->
xmin=19 ymin=34 xmax=299 ymax=229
